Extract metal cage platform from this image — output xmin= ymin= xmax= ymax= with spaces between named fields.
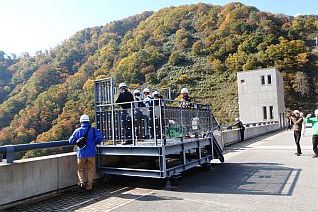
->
xmin=94 ymin=78 xmax=224 ymax=179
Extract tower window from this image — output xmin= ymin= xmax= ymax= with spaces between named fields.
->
xmin=261 ymin=75 xmax=265 ymax=85
xmin=269 ymin=106 xmax=274 ymax=119
xmin=268 ymin=75 xmax=272 ymax=85
xmin=263 ymin=106 xmax=267 ymax=120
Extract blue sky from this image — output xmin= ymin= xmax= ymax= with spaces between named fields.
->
xmin=0 ymin=0 xmax=317 ymax=55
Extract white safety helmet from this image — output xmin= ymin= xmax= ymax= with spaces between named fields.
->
xmin=119 ymin=83 xmax=127 ymax=89
xmin=181 ymin=88 xmax=189 ymax=94
xmin=293 ymin=110 xmax=300 ymax=115
xmin=152 ymin=91 xmax=159 ymax=97
xmin=143 ymin=88 xmax=150 ymax=93
xmin=133 ymin=89 xmax=141 ymax=95
xmin=315 ymin=109 xmax=318 ymax=117
xmin=235 ymin=118 xmax=239 ymax=121
xmin=80 ymin=114 xmax=90 ymax=123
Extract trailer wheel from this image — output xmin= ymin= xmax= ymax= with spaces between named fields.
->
xmin=218 ymin=154 xmax=225 ymax=163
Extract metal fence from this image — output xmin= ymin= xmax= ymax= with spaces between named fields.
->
xmin=95 ymin=99 xmax=220 ymax=146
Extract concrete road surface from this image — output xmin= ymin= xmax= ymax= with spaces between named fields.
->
xmin=114 ymin=129 xmax=318 ymax=212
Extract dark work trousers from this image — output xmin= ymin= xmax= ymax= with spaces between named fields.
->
xmin=239 ymin=128 xmax=245 ymax=142
xmin=294 ymin=131 xmax=302 ymax=154
xmin=312 ymin=135 xmax=318 ymax=155
xmin=120 ymin=110 xmax=132 ymax=143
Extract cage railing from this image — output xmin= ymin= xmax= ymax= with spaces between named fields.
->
xmin=95 ymin=99 xmax=220 ymax=146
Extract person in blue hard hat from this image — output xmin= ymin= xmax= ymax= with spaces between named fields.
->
xmin=69 ymin=114 xmax=104 ymax=192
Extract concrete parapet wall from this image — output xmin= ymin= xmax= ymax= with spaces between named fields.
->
xmin=0 ymin=152 xmax=101 ymax=207
xmin=222 ymin=123 xmax=281 ymax=146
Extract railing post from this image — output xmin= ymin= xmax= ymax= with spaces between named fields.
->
xmin=159 ymin=99 xmax=163 ymax=146
xmin=4 ymin=145 xmax=14 ymax=164
xmin=180 ymin=105 xmax=183 ymax=138
xmin=152 ymin=102 xmax=157 ymax=145
xmin=131 ymin=102 xmax=135 ymax=146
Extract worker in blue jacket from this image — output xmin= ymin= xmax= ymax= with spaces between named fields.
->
xmin=69 ymin=114 xmax=104 ymax=191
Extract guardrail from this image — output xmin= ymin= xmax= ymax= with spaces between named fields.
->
xmin=0 ymin=140 xmax=71 ymax=164
xmin=0 ymin=121 xmax=281 ymax=164
xmin=221 ymin=121 xmax=279 ymax=130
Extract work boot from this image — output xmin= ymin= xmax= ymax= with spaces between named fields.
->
xmin=312 ymin=154 xmax=318 ymax=158
xmin=78 ymin=183 xmax=85 ymax=192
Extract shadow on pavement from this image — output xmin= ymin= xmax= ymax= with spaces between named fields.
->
xmin=178 ymin=162 xmax=301 ymax=196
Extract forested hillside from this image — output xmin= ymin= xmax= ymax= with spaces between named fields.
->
xmin=0 ymin=3 xmax=318 ymax=147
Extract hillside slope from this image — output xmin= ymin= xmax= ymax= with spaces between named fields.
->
xmin=0 ymin=3 xmax=317 ymax=147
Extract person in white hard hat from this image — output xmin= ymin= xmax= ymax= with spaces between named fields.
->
xmin=143 ymin=88 xmax=153 ymax=107
xmin=142 ymin=88 xmax=154 ymax=138
xmin=180 ymin=87 xmax=193 ymax=108
xmin=152 ymin=90 xmax=163 ymax=106
xmin=133 ymin=89 xmax=145 ymax=107
xmin=133 ymin=89 xmax=149 ymax=139
xmin=291 ymin=110 xmax=303 ymax=156
xmin=116 ymin=83 xmax=134 ymax=144
xmin=116 ymin=83 xmax=134 ymax=109
xmin=69 ymin=114 xmax=104 ymax=192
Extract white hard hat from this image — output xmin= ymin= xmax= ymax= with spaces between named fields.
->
xmin=80 ymin=114 xmax=90 ymax=123
xmin=143 ymin=88 xmax=150 ymax=93
xmin=119 ymin=83 xmax=127 ymax=89
xmin=235 ymin=118 xmax=239 ymax=121
xmin=315 ymin=109 xmax=318 ymax=116
xmin=181 ymin=88 xmax=189 ymax=94
xmin=133 ymin=89 xmax=141 ymax=95
xmin=152 ymin=91 xmax=159 ymax=96
xmin=293 ymin=110 xmax=300 ymax=115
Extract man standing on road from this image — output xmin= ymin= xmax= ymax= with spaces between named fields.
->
xmin=305 ymin=109 xmax=318 ymax=157
xmin=291 ymin=110 xmax=303 ymax=156
xmin=69 ymin=114 xmax=104 ymax=191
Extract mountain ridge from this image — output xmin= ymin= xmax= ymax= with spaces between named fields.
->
xmin=0 ymin=3 xmax=317 ymax=148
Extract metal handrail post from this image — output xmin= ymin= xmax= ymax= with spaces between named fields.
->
xmin=153 ymin=101 xmax=157 ymax=145
xmin=110 ymin=79 xmax=115 ymax=145
xmin=131 ymin=102 xmax=135 ymax=146
xmin=180 ymin=106 xmax=183 ymax=139
xmin=4 ymin=145 xmax=14 ymax=164
xmin=163 ymin=102 xmax=167 ymax=145
xmin=159 ymin=99 xmax=163 ymax=146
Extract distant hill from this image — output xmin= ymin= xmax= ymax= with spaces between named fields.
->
xmin=0 ymin=3 xmax=318 ymax=147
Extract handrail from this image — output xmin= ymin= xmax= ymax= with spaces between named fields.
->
xmin=0 ymin=140 xmax=72 ymax=164
xmin=221 ymin=121 xmax=279 ymax=130
xmin=95 ymin=99 xmax=210 ymax=109
xmin=0 ymin=121 xmax=280 ymax=164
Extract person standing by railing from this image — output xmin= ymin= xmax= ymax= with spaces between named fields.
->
xmin=291 ymin=110 xmax=303 ymax=156
xmin=133 ymin=89 xmax=148 ymax=139
xmin=143 ymin=88 xmax=153 ymax=107
xmin=305 ymin=110 xmax=318 ymax=158
xmin=143 ymin=88 xmax=155 ymax=139
xmin=69 ymin=114 xmax=104 ymax=192
xmin=116 ymin=83 xmax=134 ymax=144
xmin=228 ymin=118 xmax=245 ymax=142
xmin=180 ymin=88 xmax=193 ymax=108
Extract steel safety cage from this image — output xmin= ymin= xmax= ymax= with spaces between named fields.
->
xmin=95 ymin=99 xmax=220 ymax=146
